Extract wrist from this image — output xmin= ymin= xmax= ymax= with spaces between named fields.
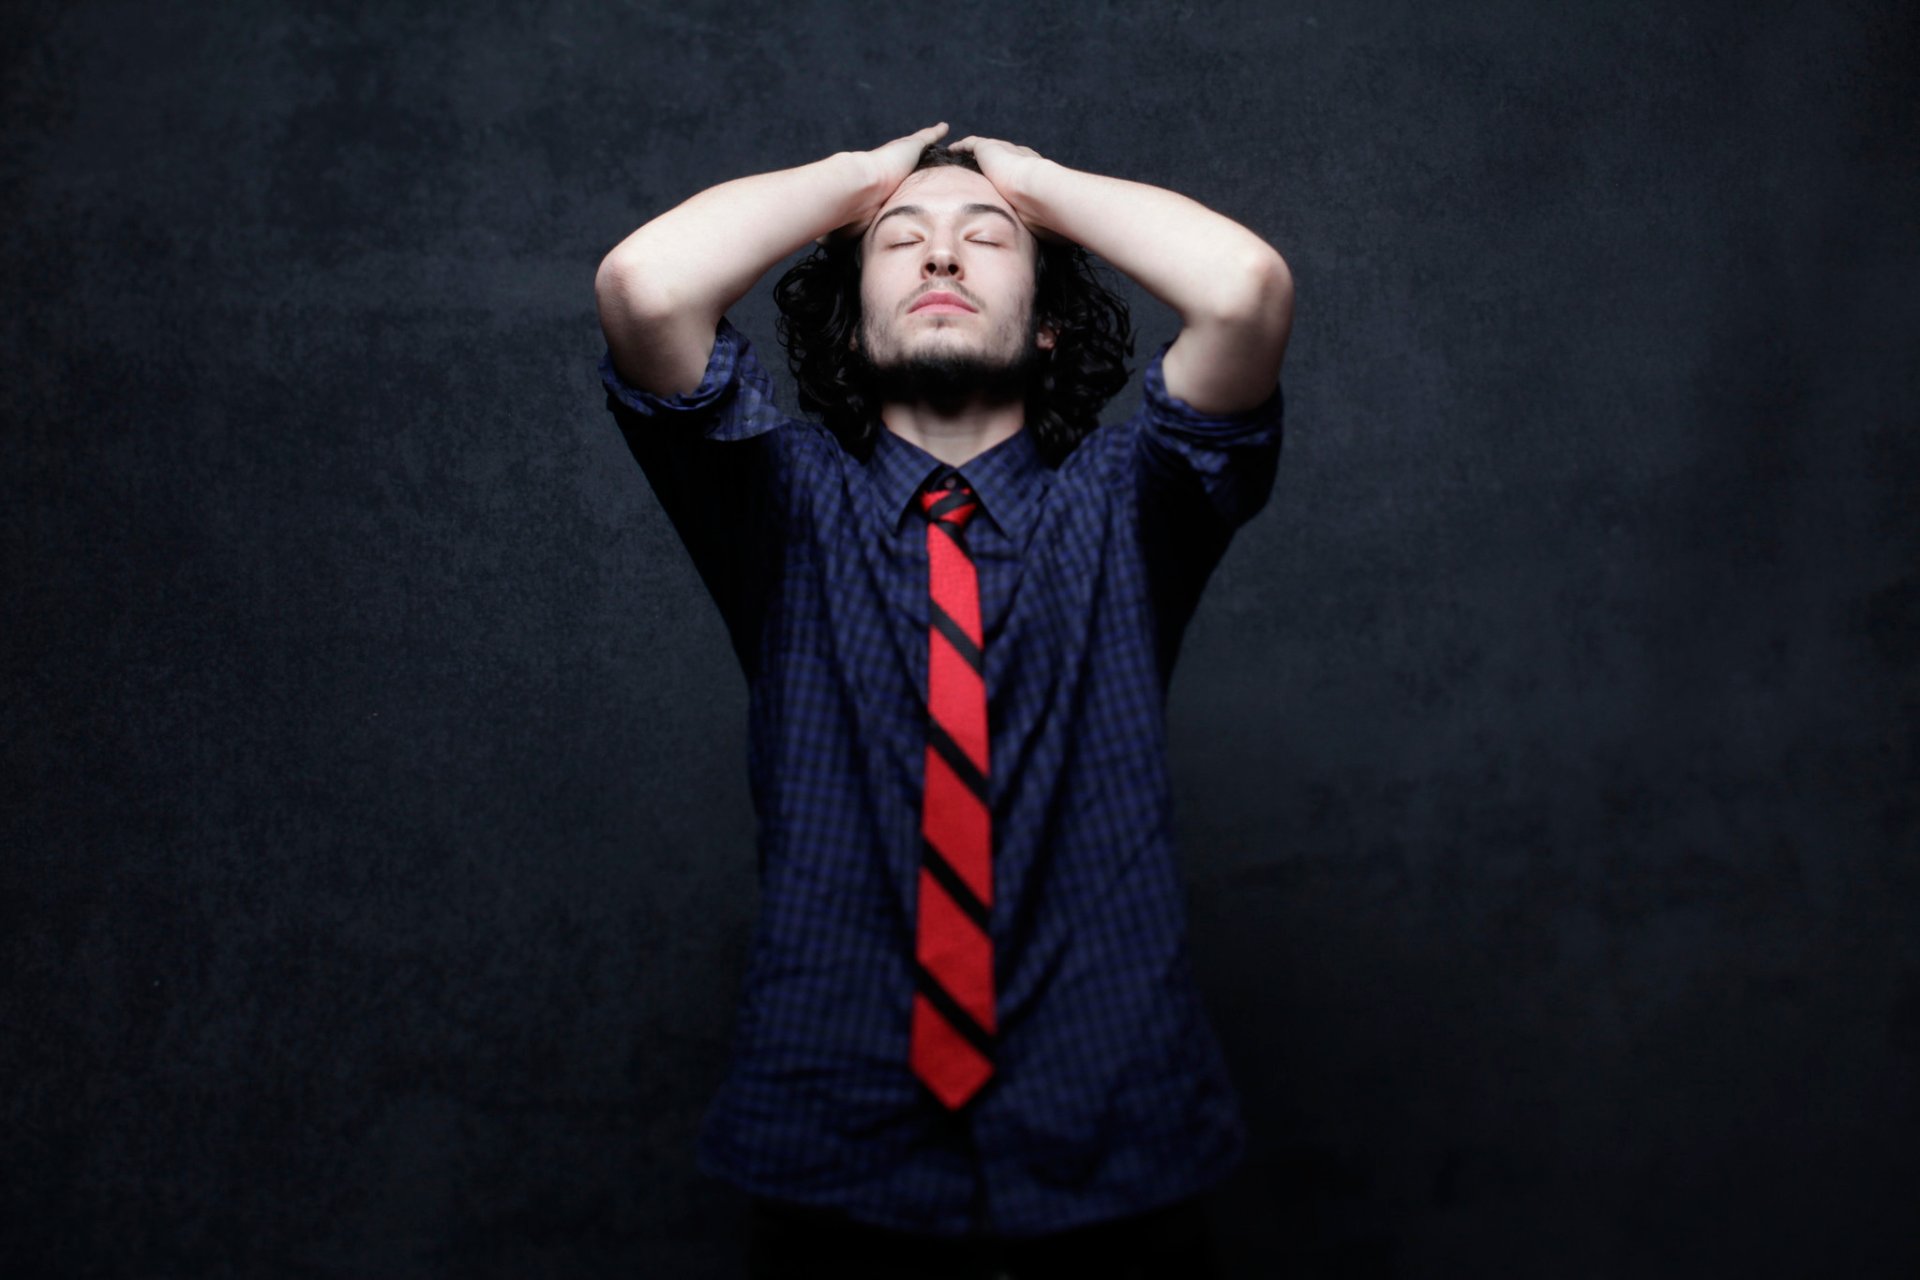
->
xmin=1008 ymin=157 xmax=1073 ymax=243
xmin=828 ymin=149 xmax=886 ymax=203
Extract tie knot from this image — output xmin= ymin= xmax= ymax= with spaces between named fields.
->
xmin=919 ymin=469 xmax=978 ymax=533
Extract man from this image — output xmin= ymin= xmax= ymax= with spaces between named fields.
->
xmin=594 ymin=123 xmax=1293 ymax=1278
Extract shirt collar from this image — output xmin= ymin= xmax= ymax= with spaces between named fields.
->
xmin=868 ymin=420 xmax=1049 ymax=541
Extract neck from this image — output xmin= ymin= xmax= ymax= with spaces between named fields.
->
xmin=879 ymin=396 xmax=1025 ymax=469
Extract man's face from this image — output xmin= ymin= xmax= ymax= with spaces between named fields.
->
xmin=854 ymin=166 xmax=1056 ymax=406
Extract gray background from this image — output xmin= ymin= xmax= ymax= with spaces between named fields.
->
xmin=5 ymin=0 xmax=1916 ymax=1275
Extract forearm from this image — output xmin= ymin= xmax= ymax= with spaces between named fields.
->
xmin=1019 ymin=161 xmax=1290 ymax=322
xmin=596 ymin=151 xmax=880 ymax=324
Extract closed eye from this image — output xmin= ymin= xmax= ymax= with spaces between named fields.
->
xmin=888 ymin=239 xmax=1003 ymax=248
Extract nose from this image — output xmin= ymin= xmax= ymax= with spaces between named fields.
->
xmin=922 ymin=243 xmax=961 ymax=277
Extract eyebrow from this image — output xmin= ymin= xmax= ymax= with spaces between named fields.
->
xmin=868 ymin=202 xmax=1021 ymax=238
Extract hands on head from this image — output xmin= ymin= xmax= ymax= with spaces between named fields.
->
xmin=819 ymin=123 xmax=1068 ymax=249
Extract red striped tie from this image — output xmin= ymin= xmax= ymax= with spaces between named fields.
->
xmin=909 ymin=468 xmax=996 ymax=1110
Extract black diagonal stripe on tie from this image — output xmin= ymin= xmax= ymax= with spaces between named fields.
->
xmin=927 ymin=488 xmax=975 ymax=522
xmin=927 ymin=713 xmax=988 ymax=806
xmin=921 ymin=834 xmax=990 ymax=934
xmin=914 ymin=959 xmax=995 ymax=1062
xmin=929 ymin=597 xmax=983 ymax=674
xmin=931 ymin=518 xmax=974 ymax=556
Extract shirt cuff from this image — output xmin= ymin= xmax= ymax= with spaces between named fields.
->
xmin=598 ymin=315 xmax=744 ymax=419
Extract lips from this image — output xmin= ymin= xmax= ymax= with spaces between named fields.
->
xmin=909 ymin=291 xmax=977 ymax=314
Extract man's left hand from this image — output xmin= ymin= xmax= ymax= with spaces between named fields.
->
xmin=945 ymin=136 xmax=1071 ymax=245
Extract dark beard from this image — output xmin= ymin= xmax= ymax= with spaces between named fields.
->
xmin=852 ymin=321 xmax=1050 ymax=417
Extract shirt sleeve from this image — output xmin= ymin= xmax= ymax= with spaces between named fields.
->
xmin=1131 ymin=337 xmax=1286 ymax=680
xmin=599 ymin=315 xmax=792 ymax=680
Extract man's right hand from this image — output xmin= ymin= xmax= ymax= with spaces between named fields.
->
xmin=599 ymin=127 xmax=949 ymax=396
xmin=816 ymin=122 xmax=950 ymax=247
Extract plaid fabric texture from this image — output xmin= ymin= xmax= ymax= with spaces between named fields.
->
xmin=597 ymin=315 xmax=1284 ymax=1237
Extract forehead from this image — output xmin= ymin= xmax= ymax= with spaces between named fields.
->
xmin=875 ymin=166 xmax=1013 ymax=218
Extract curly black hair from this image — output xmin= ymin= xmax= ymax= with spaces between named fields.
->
xmin=771 ymin=145 xmax=1135 ymax=468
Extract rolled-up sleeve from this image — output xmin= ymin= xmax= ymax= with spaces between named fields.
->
xmin=1130 ymin=338 xmax=1286 ymax=681
xmin=1133 ymin=337 xmax=1285 ymax=531
xmin=599 ymin=315 xmax=792 ymax=679
xmin=599 ymin=314 xmax=787 ymax=442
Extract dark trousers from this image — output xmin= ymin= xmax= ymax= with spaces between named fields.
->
xmin=745 ymin=1192 xmax=1222 ymax=1279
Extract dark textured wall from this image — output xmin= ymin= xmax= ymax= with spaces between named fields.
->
xmin=6 ymin=1 xmax=1915 ymax=1276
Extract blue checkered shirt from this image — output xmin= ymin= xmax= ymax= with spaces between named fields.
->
xmin=597 ymin=315 xmax=1284 ymax=1237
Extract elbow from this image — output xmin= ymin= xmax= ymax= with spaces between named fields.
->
xmin=1263 ymin=250 xmax=1295 ymax=309
xmin=593 ymin=249 xmax=625 ymax=304
xmin=594 ymin=250 xmax=636 ymax=320
xmin=595 ymin=250 xmax=681 ymax=327
xmin=1215 ymin=250 xmax=1293 ymax=327
xmin=595 ymin=249 xmax=646 ymax=308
